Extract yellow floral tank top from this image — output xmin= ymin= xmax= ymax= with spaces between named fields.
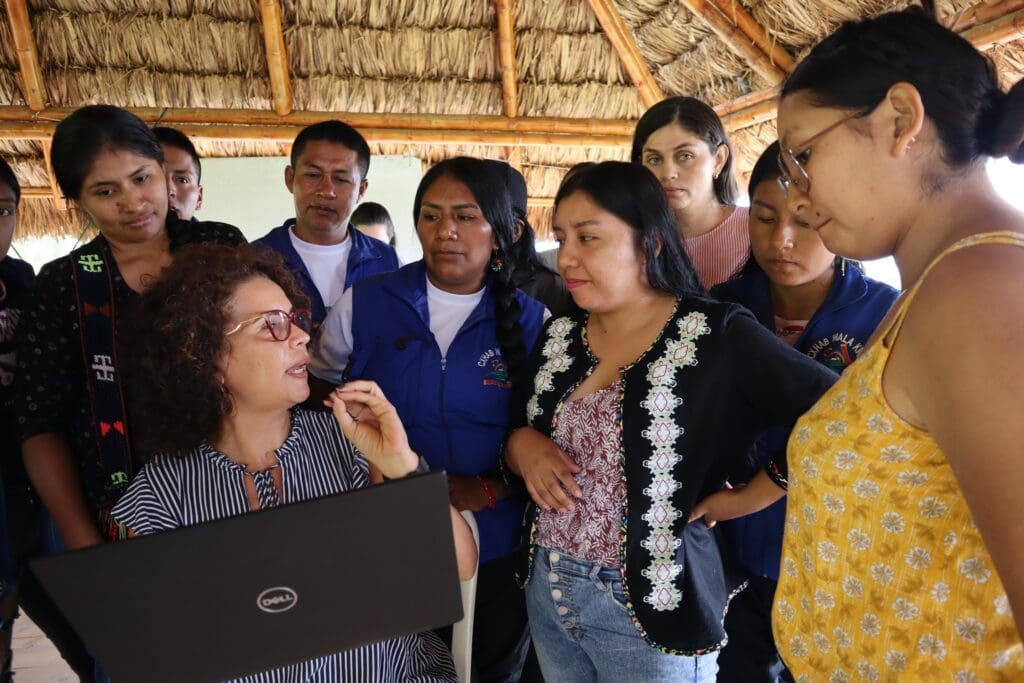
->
xmin=774 ymin=232 xmax=1024 ymax=681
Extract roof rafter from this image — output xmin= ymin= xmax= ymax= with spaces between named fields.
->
xmin=4 ymin=0 xmax=46 ymax=110
xmin=258 ymin=0 xmax=294 ymax=116
xmin=678 ymin=0 xmax=787 ymax=84
xmin=708 ymin=0 xmax=795 ymax=73
xmin=39 ymin=140 xmax=63 ymax=209
xmin=586 ymin=0 xmax=665 ymax=108
xmin=494 ymin=0 xmax=519 ymax=118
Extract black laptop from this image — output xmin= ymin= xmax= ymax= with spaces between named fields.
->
xmin=31 ymin=471 xmax=463 ymax=683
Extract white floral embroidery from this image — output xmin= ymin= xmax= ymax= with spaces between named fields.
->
xmin=824 ymin=420 xmax=847 ymax=437
xmin=783 ymin=558 xmax=798 ymax=579
xmin=639 ymin=313 xmax=708 ymax=612
xmin=960 ymin=557 xmax=991 ymax=584
xmin=885 ymin=650 xmax=906 ymax=672
xmin=860 ymin=613 xmax=881 ymax=636
xmin=881 ymin=511 xmax=905 ymax=533
xmin=858 ymin=377 xmax=871 ymax=398
xmin=917 ymin=634 xmax=947 ymax=660
xmin=918 ymin=496 xmax=949 ymax=519
xmin=893 ymin=598 xmax=920 ymax=621
xmin=995 ymin=594 xmax=1011 ymax=616
xmin=954 ymin=672 xmax=982 ymax=683
xmin=827 ymin=674 xmax=848 ymax=683
xmin=830 ymin=391 xmax=847 ymax=409
xmin=823 ymin=494 xmax=845 ymax=514
xmin=931 ymin=582 xmax=950 ymax=603
xmin=799 ymin=456 xmax=818 ymax=478
xmin=896 ymin=470 xmax=927 ymax=487
xmin=991 ymin=648 xmax=1014 ymax=668
xmin=813 ymin=631 xmax=831 ymax=652
xmin=777 ymin=600 xmax=795 ymax=621
xmin=944 ymin=531 xmax=958 ymax=548
xmin=815 ymin=589 xmax=836 ymax=610
xmin=905 ymin=546 xmax=932 ymax=570
xmin=789 ymin=635 xmax=808 ymax=658
xmin=954 ymin=617 xmax=985 ymax=643
xmin=880 ymin=444 xmax=910 ymax=463
xmin=800 ymin=595 xmax=812 ymax=614
xmin=834 ymin=626 xmax=852 ymax=648
xmin=842 ymin=576 xmax=864 ymax=598
xmin=526 ymin=318 xmax=576 ymax=421
xmin=870 ymin=563 xmax=895 ymax=586
xmin=802 ymin=549 xmax=813 ymax=572
xmin=794 ymin=425 xmax=812 ymax=443
xmin=787 ymin=513 xmax=801 ymax=532
xmin=847 ymin=528 xmax=872 ymax=551
xmin=852 ymin=479 xmax=880 ymax=499
xmin=833 ymin=449 xmax=860 ymax=470
xmin=867 ymin=414 xmax=893 ymax=433
xmin=801 ymin=504 xmax=817 ymax=524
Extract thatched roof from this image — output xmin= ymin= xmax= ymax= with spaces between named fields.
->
xmin=1 ymin=0 xmax=1022 ymax=239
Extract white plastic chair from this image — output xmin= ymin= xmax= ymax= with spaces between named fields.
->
xmin=451 ymin=510 xmax=480 ymax=683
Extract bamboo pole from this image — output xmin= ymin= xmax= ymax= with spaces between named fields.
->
xmin=0 ymin=106 xmax=636 ymax=137
xmin=962 ymin=7 xmax=1024 ymax=49
xmin=678 ymin=0 xmax=786 ymax=85
xmin=258 ymin=0 xmax=294 ymax=116
xmin=719 ymin=94 xmax=778 ymax=132
xmin=4 ymin=0 xmax=46 ymax=110
xmin=527 ymin=196 xmax=555 ymax=208
xmin=0 ymin=119 xmax=631 ymax=148
xmin=953 ymin=0 xmax=1024 ymax=32
xmin=586 ymin=0 xmax=665 ymax=107
xmin=39 ymin=140 xmax=63 ymax=208
xmin=708 ymin=0 xmax=794 ymax=72
xmin=20 ymin=187 xmax=51 ymax=199
xmin=495 ymin=0 xmax=519 ymax=118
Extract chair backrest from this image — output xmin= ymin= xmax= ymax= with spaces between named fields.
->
xmin=451 ymin=511 xmax=480 ymax=682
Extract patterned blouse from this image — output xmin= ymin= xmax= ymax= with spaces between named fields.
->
xmin=535 ymin=381 xmax=626 ymax=567
xmin=774 ymin=233 xmax=1024 ymax=681
xmin=112 ymin=409 xmax=457 ymax=683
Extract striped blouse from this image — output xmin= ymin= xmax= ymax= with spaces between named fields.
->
xmin=111 ymin=408 xmax=457 ymax=683
xmin=683 ymin=205 xmax=750 ymax=289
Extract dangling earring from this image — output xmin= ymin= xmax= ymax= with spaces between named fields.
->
xmin=489 ymin=249 xmax=504 ymax=273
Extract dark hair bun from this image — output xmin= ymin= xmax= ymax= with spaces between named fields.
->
xmin=988 ymin=79 xmax=1024 ymax=164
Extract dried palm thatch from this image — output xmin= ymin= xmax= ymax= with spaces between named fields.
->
xmin=0 ymin=0 xmax=1021 ymax=242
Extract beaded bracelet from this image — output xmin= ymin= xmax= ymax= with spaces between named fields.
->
xmin=475 ymin=475 xmax=497 ymax=510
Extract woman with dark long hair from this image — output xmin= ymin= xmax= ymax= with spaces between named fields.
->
xmin=503 ymin=161 xmax=834 ymax=681
xmin=632 ymin=97 xmax=748 ymax=288
xmin=694 ymin=5 xmax=1024 ymax=678
xmin=312 ymin=157 xmax=548 ymax=681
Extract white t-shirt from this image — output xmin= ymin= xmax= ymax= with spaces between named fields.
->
xmin=310 ymin=277 xmax=486 ymax=385
xmin=289 ymin=227 xmax=351 ymax=312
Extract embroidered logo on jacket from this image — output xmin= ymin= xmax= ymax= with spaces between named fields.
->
xmin=807 ymin=332 xmax=864 ymax=372
xmin=483 ymin=359 xmax=511 ymax=389
xmin=639 ymin=312 xmax=709 ymax=612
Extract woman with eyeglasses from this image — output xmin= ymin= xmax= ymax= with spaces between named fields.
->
xmin=692 ymin=5 xmax=1024 ymax=678
xmin=632 ymin=97 xmax=748 ymax=289
xmin=312 ymin=157 xmax=548 ymax=682
xmin=111 ymin=243 xmax=475 ymax=682
xmin=708 ymin=141 xmax=897 ymax=682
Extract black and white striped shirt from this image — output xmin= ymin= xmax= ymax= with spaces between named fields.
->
xmin=112 ymin=408 xmax=457 ymax=683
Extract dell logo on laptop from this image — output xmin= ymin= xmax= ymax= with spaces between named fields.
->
xmin=257 ymin=587 xmax=298 ymax=613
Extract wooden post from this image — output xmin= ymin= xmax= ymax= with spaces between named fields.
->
xmin=708 ymin=0 xmax=794 ymax=72
xmin=4 ymin=0 xmax=46 ymax=110
xmin=40 ymin=140 xmax=63 ymax=209
xmin=495 ymin=0 xmax=519 ymax=118
xmin=586 ymin=0 xmax=665 ymax=108
xmin=678 ymin=0 xmax=786 ymax=85
xmin=962 ymin=7 xmax=1024 ymax=49
xmin=258 ymin=0 xmax=294 ymax=116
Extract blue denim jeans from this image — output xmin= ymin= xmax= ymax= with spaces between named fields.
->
xmin=526 ymin=546 xmax=719 ymax=683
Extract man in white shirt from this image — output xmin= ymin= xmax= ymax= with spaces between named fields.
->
xmin=253 ymin=121 xmax=399 ymax=326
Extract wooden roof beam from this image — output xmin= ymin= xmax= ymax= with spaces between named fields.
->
xmin=708 ymin=0 xmax=795 ymax=73
xmin=258 ymin=0 xmax=294 ymax=116
xmin=39 ymin=140 xmax=63 ymax=209
xmin=586 ymin=0 xmax=665 ymax=108
xmin=0 ymin=106 xmax=636 ymax=137
xmin=0 ymin=120 xmax=631 ymax=149
xmin=962 ymin=6 xmax=1024 ymax=49
xmin=678 ymin=0 xmax=787 ymax=84
xmin=4 ymin=0 xmax=46 ymax=110
xmin=953 ymin=0 xmax=1024 ymax=32
xmin=495 ymin=0 xmax=519 ymax=118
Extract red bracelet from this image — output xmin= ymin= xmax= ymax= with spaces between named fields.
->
xmin=476 ymin=475 xmax=497 ymax=510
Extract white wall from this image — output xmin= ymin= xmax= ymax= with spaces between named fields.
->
xmin=11 ymin=154 xmax=426 ymax=272
xmin=199 ymin=154 xmax=424 ymax=264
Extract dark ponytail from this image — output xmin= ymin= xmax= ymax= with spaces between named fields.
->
xmin=413 ymin=157 xmax=526 ymax=376
xmin=781 ymin=7 xmax=1024 ymax=168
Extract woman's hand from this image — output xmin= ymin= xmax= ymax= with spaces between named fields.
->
xmin=689 ymin=471 xmax=785 ymax=527
xmin=326 ymin=380 xmax=419 ymax=479
xmin=447 ymin=475 xmax=490 ymax=512
xmin=505 ymin=427 xmax=582 ymax=513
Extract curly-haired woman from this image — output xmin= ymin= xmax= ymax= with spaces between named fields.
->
xmin=112 ymin=243 xmax=476 ymax=682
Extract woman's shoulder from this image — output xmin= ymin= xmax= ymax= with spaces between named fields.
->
xmin=171 ymin=216 xmax=247 ymax=247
